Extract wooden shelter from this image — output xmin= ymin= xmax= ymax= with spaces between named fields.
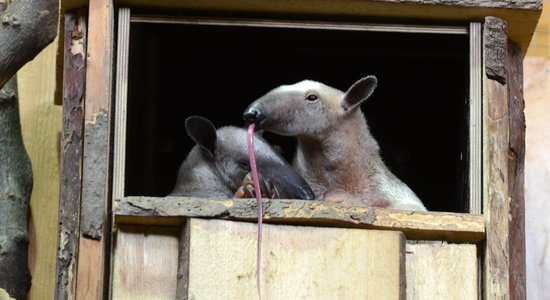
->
xmin=55 ymin=0 xmax=541 ymax=299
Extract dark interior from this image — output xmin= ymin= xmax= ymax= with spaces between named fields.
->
xmin=124 ymin=20 xmax=470 ymax=212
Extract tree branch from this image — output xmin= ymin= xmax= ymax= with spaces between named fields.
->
xmin=0 ymin=76 xmax=33 ymax=300
xmin=0 ymin=0 xmax=59 ymax=88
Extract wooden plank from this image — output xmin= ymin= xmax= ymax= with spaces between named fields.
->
xmin=56 ymin=0 xmax=542 ymax=102
xmin=483 ymin=16 xmax=511 ymax=299
xmin=54 ymin=9 xmax=87 ymax=300
xmin=469 ymin=22 xmax=482 ymax=214
xmin=112 ymin=225 xmax=180 ymax=300
xmin=179 ymin=218 xmax=405 ymax=300
xmin=76 ymin=0 xmax=114 ymax=299
xmin=97 ymin=0 xmax=542 ymax=51
xmin=16 ymin=37 xmax=63 ymax=300
xmin=112 ymin=7 xmax=130 ymax=200
xmin=114 ymin=197 xmax=485 ymax=243
xmin=507 ymin=41 xmax=526 ymax=300
xmin=406 ymin=243 xmax=478 ymax=299
xmin=523 ymin=54 xmax=550 ymax=300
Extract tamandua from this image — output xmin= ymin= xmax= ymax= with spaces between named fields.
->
xmin=243 ymin=77 xmax=427 ymax=211
xmin=170 ymin=116 xmax=315 ymax=201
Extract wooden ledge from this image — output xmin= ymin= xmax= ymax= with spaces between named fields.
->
xmin=114 ymin=196 xmax=485 ymax=243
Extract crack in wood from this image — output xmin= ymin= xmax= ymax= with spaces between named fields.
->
xmin=115 ymin=197 xmax=485 ymax=242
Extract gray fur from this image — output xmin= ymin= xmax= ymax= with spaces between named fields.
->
xmin=243 ymin=77 xmax=427 ymax=211
xmin=170 ymin=116 xmax=314 ymax=200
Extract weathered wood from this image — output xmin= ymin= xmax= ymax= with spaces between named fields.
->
xmin=406 ymin=243 xmax=478 ymax=300
xmin=72 ymin=0 xmax=540 ymax=50
xmin=382 ymin=0 xmax=541 ymax=9
xmin=0 ymin=77 xmax=32 ymax=300
xmin=179 ymin=218 xmax=405 ymax=300
xmin=176 ymin=222 xmax=190 ymax=299
xmin=0 ymin=0 xmax=58 ymax=88
xmin=56 ymin=0 xmax=542 ymax=99
xmin=76 ymin=0 xmax=114 ymax=299
xmin=483 ymin=16 xmax=511 ymax=299
xmin=55 ymin=9 xmax=87 ymax=300
xmin=485 ymin=16 xmax=508 ymax=84
xmin=115 ymin=196 xmax=485 ymax=243
xmin=507 ymin=41 xmax=526 ymax=300
xmin=112 ymin=225 xmax=180 ymax=300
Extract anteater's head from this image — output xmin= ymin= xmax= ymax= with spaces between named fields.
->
xmin=243 ymin=76 xmax=377 ymax=138
xmin=185 ymin=116 xmax=315 ymax=200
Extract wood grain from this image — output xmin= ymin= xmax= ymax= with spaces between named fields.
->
xmin=112 ymin=7 xmax=130 ymax=201
xmin=483 ymin=16 xmax=511 ymax=299
xmin=469 ymin=22 xmax=482 ymax=214
xmin=406 ymin=243 xmax=478 ymax=300
xmin=76 ymin=0 xmax=114 ymax=299
xmin=112 ymin=225 xmax=180 ymax=300
xmin=115 ymin=196 xmax=485 ymax=243
xmin=54 ymin=9 xmax=86 ymax=300
xmin=56 ymin=0 xmax=542 ymax=103
xmin=485 ymin=16 xmax=508 ymax=84
xmin=66 ymin=0 xmax=540 ymax=51
xmin=507 ymin=41 xmax=526 ymax=300
xmin=179 ymin=218 xmax=405 ymax=300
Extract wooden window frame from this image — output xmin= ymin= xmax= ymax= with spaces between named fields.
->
xmin=112 ymin=8 xmax=484 ymax=239
xmin=55 ymin=2 xmax=532 ymax=299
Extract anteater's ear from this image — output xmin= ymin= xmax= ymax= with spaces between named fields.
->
xmin=185 ymin=116 xmax=217 ymax=157
xmin=342 ymin=76 xmax=378 ymax=112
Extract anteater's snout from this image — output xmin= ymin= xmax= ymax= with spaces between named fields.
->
xmin=243 ymin=105 xmax=266 ymax=125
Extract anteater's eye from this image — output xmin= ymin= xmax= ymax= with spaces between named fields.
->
xmin=306 ymin=94 xmax=318 ymax=102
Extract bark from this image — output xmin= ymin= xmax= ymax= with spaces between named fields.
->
xmin=0 ymin=0 xmax=59 ymax=298
xmin=0 ymin=77 xmax=32 ymax=300
xmin=0 ymin=0 xmax=59 ymax=89
xmin=55 ymin=9 xmax=86 ymax=300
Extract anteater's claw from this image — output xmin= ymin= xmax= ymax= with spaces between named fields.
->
xmin=234 ymin=172 xmax=280 ymax=199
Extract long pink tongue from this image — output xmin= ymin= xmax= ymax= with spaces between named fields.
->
xmin=247 ymin=123 xmax=263 ymax=299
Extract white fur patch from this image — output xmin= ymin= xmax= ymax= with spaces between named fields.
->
xmin=276 ymin=80 xmax=321 ymax=94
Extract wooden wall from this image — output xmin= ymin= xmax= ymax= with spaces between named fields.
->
xmin=17 ymin=40 xmax=61 ymax=300
xmin=524 ymin=0 xmax=550 ymax=299
xmin=524 ymin=58 xmax=550 ymax=300
xmin=526 ymin=0 xmax=549 ymax=57
xmin=11 ymin=1 xmax=548 ymax=298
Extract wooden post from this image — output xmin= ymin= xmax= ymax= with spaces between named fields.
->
xmin=506 ymin=41 xmax=526 ymax=300
xmin=76 ymin=0 xmax=114 ymax=299
xmin=483 ymin=16 xmax=511 ymax=299
xmin=55 ymin=9 xmax=87 ymax=300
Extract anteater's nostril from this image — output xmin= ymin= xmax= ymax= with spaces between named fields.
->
xmin=243 ymin=107 xmax=265 ymax=124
